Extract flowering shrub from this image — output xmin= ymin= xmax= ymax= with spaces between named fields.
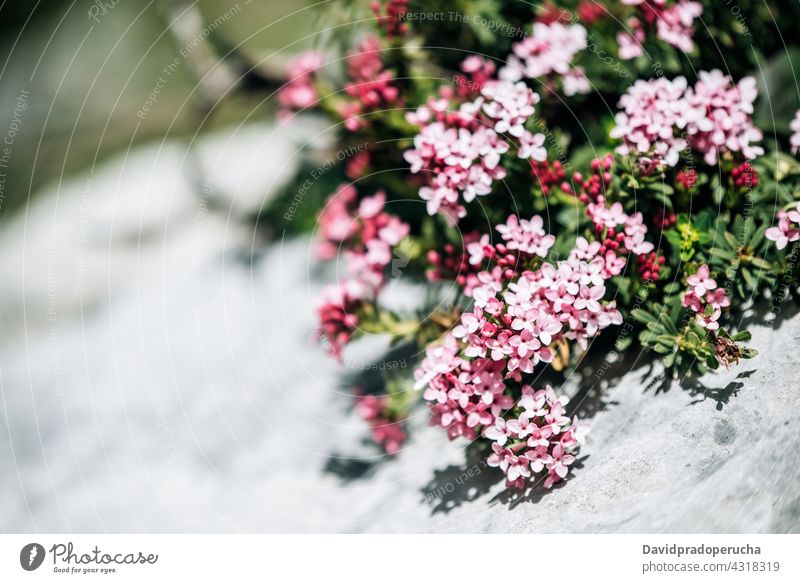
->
xmin=267 ymin=1 xmax=800 ymax=493
xmin=611 ymin=71 xmax=762 ymax=166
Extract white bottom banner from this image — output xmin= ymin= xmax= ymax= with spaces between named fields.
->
xmin=1 ymin=534 xmax=797 ymax=582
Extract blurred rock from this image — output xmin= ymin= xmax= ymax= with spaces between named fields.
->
xmin=0 ymin=116 xmax=329 ymax=336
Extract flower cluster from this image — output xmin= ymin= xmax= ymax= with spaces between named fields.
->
xmin=414 ymin=215 xmax=636 ymax=444
xmin=278 ymin=51 xmax=325 ymax=117
xmin=495 ymin=214 xmax=556 ymax=258
xmin=370 ymin=0 xmax=409 ymax=40
xmin=464 ymin=214 xmax=557 ymax=282
xmin=731 ymin=162 xmax=758 ymax=190
xmin=637 ymin=252 xmax=665 ymax=281
xmin=618 ymin=0 xmax=703 ymax=59
xmin=413 ymin=334 xmax=586 ymax=489
xmin=571 ymin=154 xmax=614 ymax=203
xmin=531 ymin=159 xmax=568 ymax=195
xmin=610 ymin=76 xmax=690 ymax=166
xmin=315 ymin=184 xmax=409 ymax=357
xmin=586 ymin=201 xmax=655 ymax=257
xmin=766 ymin=202 xmax=800 ymax=250
xmin=684 ymin=70 xmax=763 ymax=164
xmin=426 ymin=233 xmax=485 ymax=293
xmin=316 ymin=280 xmax=369 ymax=360
xmin=454 ymin=56 xmax=497 ymax=99
xmin=611 ymin=71 xmax=763 ymax=166
xmin=577 ymin=0 xmax=607 ymax=24
xmin=404 ymin=80 xmax=545 ymax=224
xmin=340 ymin=36 xmax=400 ymax=131
xmin=500 ymin=22 xmax=590 ymax=96
xmin=676 ymin=168 xmax=698 ymax=191
xmin=681 ymin=265 xmax=730 ymax=331
xmin=356 ymin=394 xmax=406 ymax=454
xmin=316 ymin=184 xmax=409 ymax=284
xmin=485 ymin=386 xmax=584 ymax=489
xmin=791 ymin=110 xmax=800 ymax=156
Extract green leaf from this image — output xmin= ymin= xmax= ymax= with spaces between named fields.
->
xmin=750 ymin=257 xmax=772 ymax=270
xmin=710 ymin=248 xmax=735 ymax=260
xmin=631 ymin=308 xmax=657 ymax=325
xmin=656 ymin=334 xmax=677 ymax=348
xmin=742 ymin=268 xmax=755 ymax=289
xmin=616 ymin=334 xmax=634 ymax=352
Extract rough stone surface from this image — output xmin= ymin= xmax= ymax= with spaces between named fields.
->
xmin=1 ymin=126 xmax=799 ymax=534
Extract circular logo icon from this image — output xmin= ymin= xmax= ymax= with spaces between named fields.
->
xmin=20 ymin=543 xmax=46 ymax=571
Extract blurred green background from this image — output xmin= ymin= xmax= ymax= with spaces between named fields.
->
xmin=0 ymin=0 xmax=323 ymax=220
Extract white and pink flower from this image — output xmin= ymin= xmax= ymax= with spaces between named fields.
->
xmin=500 ymin=22 xmax=590 ymax=96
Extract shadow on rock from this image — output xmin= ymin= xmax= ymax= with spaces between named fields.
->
xmin=687 ymin=378 xmax=748 ymax=410
xmin=323 ymin=342 xmax=419 ymax=483
xmin=420 ymin=444 xmax=589 ymax=514
xmin=489 ymin=455 xmax=588 ymax=509
xmin=323 ymin=455 xmax=379 ymax=483
xmin=420 ymin=443 xmax=502 ymax=514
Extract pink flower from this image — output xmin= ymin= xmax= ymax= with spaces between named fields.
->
xmin=484 ymin=418 xmax=512 ymax=446
xmin=655 ymin=1 xmax=703 ymax=53
xmin=355 ymin=394 xmax=384 ymax=421
xmin=524 ymin=446 xmax=553 ymax=473
xmin=682 ymin=289 xmax=703 ymax=313
xmin=404 ymin=122 xmax=508 ymax=224
xmin=766 ymin=203 xmax=800 ymax=250
xmin=518 ymin=131 xmax=548 ymax=161
xmin=681 ymin=267 xmax=730 ymax=331
xmin=525 ymin=425 xmax=553 ymax=449
xmin=506 ymin=414 xmax=536 ymax=439
xmin=379 ymin=216 xmax=410 ymax=245
xmin=547 ymin=443 xmax=575 ymax=479
xmin=316 ymin=184 xmax=359 ymax=259
xmin=467 ymin=234 xmax=493 ymax=266
xmin=313 ymin=185 xmax=410 ymax=359
xmin=414 ymin=334 xmax=463 ymax=390
xmin=456 ymin=56 xmax=496 ymax=97
xmin=617 ymin=17 xmax=645 ymax=60
xmin=413 ymin=235 xmax=600 ymax=490
xmin=574 ymin=284 xmax=605 ymax=313
xmin=487 ymin=443 xmax=513 ymax=472
xmin=456 ymin=382 xmax=583 ymax=489
xmin=315 ymin=184 xmax=409 ymax=288
xmin=687 ymin=264 xmax=717 ymax=296
xmin=278 ymin=51 xmax=325 ymax=113
xmin=519 ymin=386 xmax=547 ymax=418
xmin=620 ymin=1 xmax=702 ymax=56
xmin=481 ymin=81 xmax=539 ymax=137
xmin=705 ymin=288 xmax=731 ymax=310
xmin=696 ymin=305 xmax=721 ymax=331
